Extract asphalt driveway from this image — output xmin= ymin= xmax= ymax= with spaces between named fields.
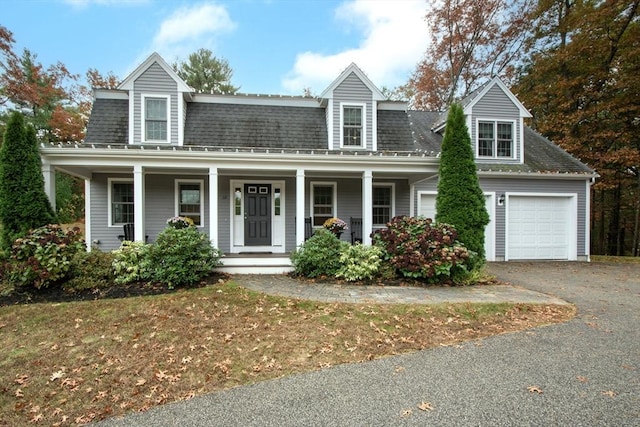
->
xmin=98 ymin=262 xmax=639 ymax=426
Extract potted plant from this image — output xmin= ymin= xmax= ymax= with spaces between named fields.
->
xmin=322 ymin=217 xmax=348 ymax=238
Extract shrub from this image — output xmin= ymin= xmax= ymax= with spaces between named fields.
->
xmin=4 ymin=224 xmax=85 ymax=290
xmin=291 ymin=229 xmax=349 ymax=278
xmin=336 ymin=244 xmax=383 ymax=282
xmin=65 ymin=250 xmax=115 ymax=291
xmin=373 ymin=216 xmax=471 ymax=283
xmin=146 ymin=227 xmax=222 ymax=289
xmin=111 ymin=241 xmax=151 ymax=285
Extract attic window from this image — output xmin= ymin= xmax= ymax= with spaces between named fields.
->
xmin=143 ymin=95 xmax=169 ymax=142
xmin=477 ymin=120 xmax=514 ymax=158
xmin=341 ymin=105 xmax=364 ymax=147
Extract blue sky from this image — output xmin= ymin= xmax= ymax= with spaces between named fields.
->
xmin=3 ymin=0 xmax=430 ymax=95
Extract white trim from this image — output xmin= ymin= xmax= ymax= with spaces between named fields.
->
xmin=296 ymin=169 xmax=306 ymax=247
xmin=475 ymin=118 xmax=517 ymax=160
xmin=174 ymin=179 xmax=205 ymax=227
xmin=310 ymin=181 xmax=337 ymax=228
xmin=229 ymin=179 xmax=286 ymax=253
xmin=484 ymin=192 xmax=496 ymax=262
xmin=209 ymin=167 xmax=218 ymax=246
xmin=372 ymin=182 xmax=395 ymax=226
xmin=84 ymin=178 xmax=92 ymax=251
xmin=94 ymin=89 xmax=128 ymax=100
xmin=192 ymin=93 xmax=321 ymax=107
xmin=362 ymin=170 xmax=373 ymax=245
xmin=128 ymin=90 xmax=134 ymax=144
xmin=107 ymin=177 xmax=134 ymax=227
xmin=416 ymin=190 xmax=438 ymax=220
xmin=340 ymin=102 xmax=367 ymax=149
xmin=585 ymin=179 xmax=592 ymax=261
xmin=133 ymin=165 xmax=145 ymax=242
xmin=504 ymin=192 xmax=578 ymax=261
xmin=327 ymin=99 xmax=334 ymax=150
xmin=141 ymin=94 xmax=171 ymax=144
xmin=372 ymin=100 xmax=378 ymax=151
xmin=177 ymin=95 xmax=184 ymax=146
xmin=518 ymin=117 xmax=525 ymax=164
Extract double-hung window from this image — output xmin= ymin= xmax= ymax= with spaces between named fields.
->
xmin=342 ymin=105 xmax=363 ymax=147
xmin=176 ymin=180 xmax=203 ymax=226
xmin=373 ymin=185 xmax=394 ymax=226
xmin=110 ymin=179 xmax=134 ymax=226
xmin=143 ymin=95 xmax=169 ymax=142
xmin=311 ymin=183 xmax=336 ymax=226
xmin=477 ymin=120 xmax=514 ymax=158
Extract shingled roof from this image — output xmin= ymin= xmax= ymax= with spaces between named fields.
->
xmin=84 ymin=98 xmax=128 ymax=145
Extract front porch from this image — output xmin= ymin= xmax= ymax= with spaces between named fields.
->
xmin=219 ymin=253 xmax=294 ymax=274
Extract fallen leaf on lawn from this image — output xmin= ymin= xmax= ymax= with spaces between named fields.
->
xmin=418 ymin=401 xmax=433 ymax=411
xmin=401 ymin=409 xmax=412 ymax=417
xmin=15 ymin=388 xmax=24 ymax=398
xmin=135 ymin=378 xmax=146 ymax=386
xmin=601 ymin=390 xmax=617 ymax=397
xmin=50 ymin=370 xmax=65 ymax=381
xmin=527 ymin=386 xmax=543 ymax=394
xmin=576 ymin=376 xmax=588 ymax=383
xmin=394 ymin=366 xmax=405 ymax=374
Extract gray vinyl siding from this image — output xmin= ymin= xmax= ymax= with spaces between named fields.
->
xmin=90 ymin=173 xmax=209 ymax=251
xmin=412 ymin=177 xmax=589 ymax=259
xmin=471 ymin=85 xmax=522 ymax=163
xmin=333 ymin=72 xmax=373 ymax=150
xmin=133 ymin=62 xmax=179 ymax=144
xmin=217 ymin=176 xmax=231 ymax=252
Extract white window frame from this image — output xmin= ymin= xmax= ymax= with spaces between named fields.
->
xmin=310 ymin=182 xmax=337 ymax=227
xmin=475 ymin=119 xmax=516 ymax=159
xmin=108 ymin=178 xmax=134 ymax=227
xmin=340 ymin=102 xmax=366 ymax=149
xmin=142 ymin=94 xmax=171 ymax=143
xmin=175 ymin=179 xmax=204 ymax=227
xmin=372 ymin=183 xmax=395 ymax=227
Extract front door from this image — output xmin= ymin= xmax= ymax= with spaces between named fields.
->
xmin=244 ymin=184 xmax=271 ymax=246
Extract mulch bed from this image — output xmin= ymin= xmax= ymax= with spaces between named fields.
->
xmin=0 ymin=273 xmax=229 ymax=307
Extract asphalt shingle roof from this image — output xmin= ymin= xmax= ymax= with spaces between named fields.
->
xmin=84 ymin=98 xmax=128 ymax=145
xmin=85 ymin=96 xmax=594 ymax=175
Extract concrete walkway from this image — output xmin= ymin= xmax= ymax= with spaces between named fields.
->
xmin=233 ymin=274 xmax=569 ymax=305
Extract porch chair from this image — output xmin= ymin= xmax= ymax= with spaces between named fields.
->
xmin=304 ymin=217 xmax=313 ymax=240
xmin=118 ymin=223 xmax=147 ymax=242
xmin=350 ymin=217 xmax=362 ymax=244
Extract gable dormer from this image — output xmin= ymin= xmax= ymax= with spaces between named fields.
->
xmin=434 ymin=77 xmax=532 ymax=164
xmin=118 ymin=52 xmax=193 ymax=146
xmin=320 ymin=63 xmax=386 ymax=151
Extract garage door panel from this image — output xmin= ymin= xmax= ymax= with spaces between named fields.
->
xmin=508 ymin=196 xmax=570 ymax=260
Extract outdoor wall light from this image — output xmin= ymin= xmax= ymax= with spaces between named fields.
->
xmin=498 ymin=194 xmax=505 ymax=206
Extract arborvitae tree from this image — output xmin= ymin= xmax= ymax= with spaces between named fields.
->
xmin=0 ymin=111 xmax=56 ymax=248
xmin=436 ymin=103 xmax=489 ymax=262
xmin=174 ymin=48 xmax=239 ymax=94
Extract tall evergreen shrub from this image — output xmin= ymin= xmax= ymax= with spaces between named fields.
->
xmin=436 ymin=104 xmax=489 ymax=262
xmin=0 ymin=112 xmax=56 ymax=248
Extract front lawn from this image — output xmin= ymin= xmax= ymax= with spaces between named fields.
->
xmin=0 ymin=279 xmax=574 ymax=426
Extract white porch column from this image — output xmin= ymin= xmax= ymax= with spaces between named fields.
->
xmin=209 ymin=167 xmax=219 ymax=247
xmin=296 ymin=168 xmax=305 ymax=247
xmin=84 ymin=178 xmax=92 ymax=251
xmin=42 ymin=162 xmax=56 ymax=211
xmin=133 ymin=165 xmax=145 ymax=242
xmin=362 ymin=169 xmax=373 ymax=245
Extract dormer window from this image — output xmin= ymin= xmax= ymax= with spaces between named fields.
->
xmin=341 ymin=104 xmax=365 ymax=148
xmin=477 ymin=120 xmax=514 ymax=158
xmin=143 ymin=95 xmax=170 ymax=142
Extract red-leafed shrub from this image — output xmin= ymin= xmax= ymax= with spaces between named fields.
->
xmin=372 ymin=216 xmax=473 ymax=283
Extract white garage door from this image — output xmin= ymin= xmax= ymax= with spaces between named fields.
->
xmin=507 ymin=196 xmax=571 ymax=260
xmin=419 ymin=193 xmax=494 ymax=261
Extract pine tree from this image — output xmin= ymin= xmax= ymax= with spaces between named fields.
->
xmin=174 ymin=48 xmax=239 ymax=94
xmin=0 ymin=111 xmax=56 ymax=248
xmin=436 ymin=103 xmax=489 ymax=262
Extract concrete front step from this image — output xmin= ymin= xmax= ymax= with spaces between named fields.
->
xmin=217 ymin=254 xmax=293 ymax=274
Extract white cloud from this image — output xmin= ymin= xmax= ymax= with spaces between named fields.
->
xmin=282 ymin=0 xmax=429 ymax=94
xmin=150 ymin=2 xmax=236 ymax=62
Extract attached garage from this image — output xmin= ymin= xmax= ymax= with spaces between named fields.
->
xmin=506 ymin=194 xmax=577 ymax=260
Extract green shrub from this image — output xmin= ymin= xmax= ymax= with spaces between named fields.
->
xmin=373 ymin=216 xmax=471 ymax=283
xmin=111 ymin=241 xmax=151 ymax=285
xmin=336 ymin=244 xmax=383 ymax=282
xmin=146 ymin=227 xmax=222 ymax=289
xmin=4 ymin=224 xmax=85 ymax=290
xmin=291 ymin=229 xmax=349 ymax=278
xmin=65 ymin=249 xmax=115 ymax=291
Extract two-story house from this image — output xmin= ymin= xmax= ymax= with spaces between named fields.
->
xmin=39 ymin=53 xmax=596 ymax=272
